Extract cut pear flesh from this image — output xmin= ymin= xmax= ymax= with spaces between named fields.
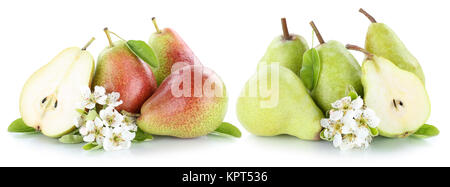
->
xmin=19 ymin=47 xmax=95 ymax=137
xmin=362 ymin=56 xmax=430 ymax=138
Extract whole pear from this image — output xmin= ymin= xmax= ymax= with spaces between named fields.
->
xmin=236 ymin=64 xmax=323 ymax=140
xmin=359 ymin=8 xmax=425 ymax=84
xmin=306 ymin=21 xmax=363 ymax=112
xmin=346 ymin=45 xmax=430 ymax=138
xmin=258 ymin=18 xmax=309 ymax=76
xmin=148 ymin=18 xmax=201 ymax=85
xmin=93 ymin=28 xmax=157 ymax=113
xmin=137 ymin=65 xmax=228 ymax=138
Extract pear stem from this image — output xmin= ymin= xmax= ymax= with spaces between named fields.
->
xmin=152 ymin=17 xmax=161 ymax=33
xmin=104 ymin=27 xmax=114 ymax=47
xmin=281 ymin=18 xmax=291 ymax=40
xmin=82 ymin=37 xmax=95 ymax=51
xmin=345 ymin=44 xmax=374 ymax=59
xmin=309 ymin=21 xmax=325 ymax=44
xmin=109 ymin=31 xmax=127 ymax=41
xmin=359 ymin=8 xmax=377 ymax=23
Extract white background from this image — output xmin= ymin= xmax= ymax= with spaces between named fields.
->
xmin=0 ymin=0 xmax=449 ymax=167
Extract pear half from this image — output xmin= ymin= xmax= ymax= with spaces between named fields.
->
xmin=362 ymin=55 xmax=430 ymax=138
xmin=20 ymin=44 xmax=95 ymax=137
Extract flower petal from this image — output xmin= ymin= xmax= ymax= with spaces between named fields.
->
xmin=351 ymin=97 xmax=364 ymax=110
xmin=320 ymin=119 xmax=331 ymax=128
xmin=122 ymin=131 xmax=136 ymax=141
xmin=79 ymin=127 xmax=88 ymax=136
xmin=94 ymin=86 xmax=106 ymax=97
xmin=94 ymin=117 xmax=104 ymax=128
xmin=80 ymin=86 xmax=92 ymax=99
xmin=329 ymin=110 xmax=344 ymax=121
xmin=102 ymin=138 xmax=113 ymax=151
xmin=83 ymin=134 xmax=95 ymax=142
xmin=85 ymin=102 xmax=96 ymax=110
xmin=331 ymin=100 xmax=343 ymax=109
xmin=333 ymin=133 xmax=342 ymax=148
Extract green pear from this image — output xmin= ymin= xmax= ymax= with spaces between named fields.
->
xmin=346 ymin=45 xmax=431 ymax=138
xmin=19 ymin=38 xmax=96 ymax=137
xmin=304 ymin=21 xmax=363 ymax=112
xmin=359 ymin=8 xmax=425 ymax=84
xmin=258 ymin=18 xmax=309 ymax=76
xmin=236 ymin=64 xmax=323 ymax=140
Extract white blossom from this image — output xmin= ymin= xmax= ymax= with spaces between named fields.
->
xmin=323 ymin=129 xmax=333 ymax=139
xmin=79 ymin=86 xmax=107 ymax=109
xmin=320 ymin=95 xmax=380 ymax=151
xmin=363 ymin=108 xmax=380 ymax=128
xmin=79 ymin=117 xmax=106 ymax=145
xmin=93 ymin=86 xmax=107 ymax=105
xmin=99 ymin=107 xmax=124 ymax=128
xmin=329 ymin=110 xmax=344 ymax=121
xmin=122 ymin=113 xmax=138 ymax=132
xmin=340 ymin=136 xmax=357 ymax=150
xmin=333 ymin=133 xmax=343 ymax=148
xmin=351 ymin=97 xmax=364 ymax=110
xmin=331 ymin=96 xmax=352 ymax=110
xmin=74 ymin=86 xmax=137 ymax=151
xmin=105 ymin=92 xmax=123 ymax=108
xmin=74 ymin=115 xmax=86 ymax=128
xmin=320 ymin=119 xmax=331 ymax=129
xmin=103 ymin=127 xmax=136 ymax=151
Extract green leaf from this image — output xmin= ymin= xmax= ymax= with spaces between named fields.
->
xmin=300 ymin=48 xmax=321 ymax=91
xmin=59 ymin=135 xmax=83 ymax=144
xmin=82 ymin=142 xmax=102 ymax=151
xmin=8 ymin=118 xmax=37 ymax=133
xmin=413 ymin=124 xmax=439 ymax=138
xmin=369 ymin=127 xmax=379 ymax=136
xmin=127 ymin=40 xmax=159 ymax=71
xmin=76 ymin=108 xmax=87 ymax=116
xmin=133 ymin=128 xmax=154 ymax=142
xmin=86 ymin=110 xmax=98 ymax=121
xmin=346 ymin=85 xmax=358 ymax=100
xmin=320 ymin=129 xmax=332 ymax=141
xmin=211 ymin=122 xmax=242 ymax=138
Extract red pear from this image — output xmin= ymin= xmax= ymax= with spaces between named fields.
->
xmin=92 ymin=28 xmax=157 ymax=113
xmin=137 ymin=65 xmax=228 ymax=138
xmin=149 ymin=17 xmax=201 ymax=85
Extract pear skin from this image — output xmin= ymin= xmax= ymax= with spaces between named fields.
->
xmin=312 ymin=40 xmax=363 ymax=112
xmin=259 ymin=35 xmax=309 ymax=76
xmin=307 ymin=21 xmax=363 ymax=112
xmin=360 ymin=8 xmax=426 ymax=84
xmin=93 ymin=39 xmax=157 ymax=114
xmin=149 ymin=18 xmax=201 ymax=85
xmin=236 ymin=64 xmax=323 ymax=140
xmin=258 ymin=18 xmax=309 ymax=76
xmin=137 ymin=65 xmax=227 ymax=138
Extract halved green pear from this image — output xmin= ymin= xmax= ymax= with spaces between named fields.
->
xmin=19 ymin=39 xmax=96 ymax=137
xmin=359 ymin=8 xmax=426 ymax=84
xmin=347 ymin=45 xmax=431 ymax=138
